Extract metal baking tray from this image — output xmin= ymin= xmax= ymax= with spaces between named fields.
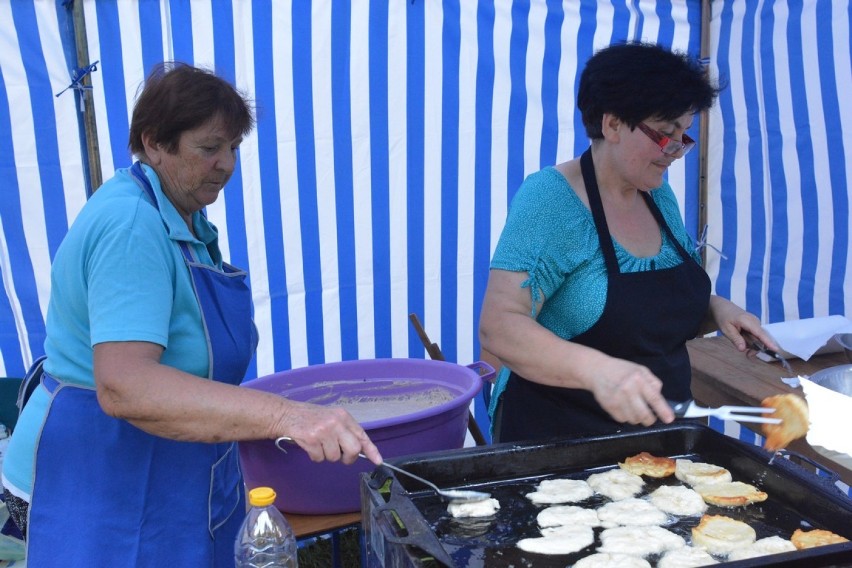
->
xmin=361 ymin=423 xmax=852 ymax=567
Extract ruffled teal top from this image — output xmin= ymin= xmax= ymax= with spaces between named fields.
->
xmin=487 ymin=167 xmax=702 ymax=424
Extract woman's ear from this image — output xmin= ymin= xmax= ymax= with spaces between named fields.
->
xmin=140 ymin=132 xmax=162 ymax=165
xmin=601 ymin=113 xmax=622 ymax=143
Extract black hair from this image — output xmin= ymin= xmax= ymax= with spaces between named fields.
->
xmin=577 ymin=42 xmax=721 ymax=139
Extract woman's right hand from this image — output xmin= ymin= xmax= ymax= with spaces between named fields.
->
xmin=276 ymin=402 xmax=383 ymax=466
xmin=586 ymin=356 xmax=675 ymax=426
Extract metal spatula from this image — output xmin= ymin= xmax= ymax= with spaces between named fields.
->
xmin=669 ymin=399 xmax=781 ymax=424
xmin=366 ymin=456 xmax=492 ymax=503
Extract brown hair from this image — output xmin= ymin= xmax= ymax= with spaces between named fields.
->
xmin=128 ymin=62 xmax=254 ymax=156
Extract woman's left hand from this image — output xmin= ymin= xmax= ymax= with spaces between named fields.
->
xmin=707 ymin=295 xmax=780 ymax=353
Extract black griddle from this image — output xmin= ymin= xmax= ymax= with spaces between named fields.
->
xmin=360 ymin=423 xmax=852 ymax=567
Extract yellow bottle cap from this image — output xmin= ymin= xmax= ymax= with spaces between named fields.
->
xmin=248 ymin=487 xmax=277 ymax=507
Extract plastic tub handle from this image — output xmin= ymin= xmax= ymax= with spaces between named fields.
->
xmin=466 ymin=361 xmax=496 ymax=384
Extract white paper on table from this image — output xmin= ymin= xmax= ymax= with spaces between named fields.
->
xmin=762 ymin=315 xmax=852 ymax=361
xmin=800 ymin=377 xmax=852 ymax=468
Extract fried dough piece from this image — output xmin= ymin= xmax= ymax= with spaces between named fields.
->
xmin=691 ymin=514 xmax=756 ymax=555
xmin=657 ymin=546 xmax=719 ymax=567
xmin=649 ymin=485 xmax=707 ymax=516
xmin=693 ymin=481 xmax=768 ymax=507
xmin=727 ymin=535 xmax=796 ymax=560
xmin=619 ymin=452 xmax=676 ymax=478
xmin=587 ymin=468 xmax=645 ymax=501
xmin=791 ymin=528 xmax=849 ymax=549
xmin=674 ymin=459 xmax=732 ymax=486
xmin=760 ymin=393 xmax=809 ymax=451
xmin=573 ymin=553 xmax=652 ymax=568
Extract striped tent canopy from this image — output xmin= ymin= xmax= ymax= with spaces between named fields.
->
xmin=2 ymin=0 xmax=851 ymax=439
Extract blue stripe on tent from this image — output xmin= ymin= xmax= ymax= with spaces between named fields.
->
xmin=713 ymin=1 xmax=736 ymax=302
xmin=0 ymin=68 xmax=45 ymax=375
xmin=330 ymin=1 xmax=359 ymax=362
xmin=654 ymin=1 xmax=675 ymax=47
xmin=367 ymin=1 xmax=391 ymax=358
xmin=440 ymin=0 xmax=461 ymax=363
xmin=787 ymin=2 xmax=818 ymax=318
xmin=406 ymin=1 xmax=426 ymax=358
xmin=816 ymin=1 xmax=849 ymax=315
xmin=11 ymin=1 xmax=69 ymax=258
xmin=611 ymin=0 xmax=631 ymax=42
xmin=505 ymin=0 xmax=529 ymax=203
xmin=137 ymin=0 xmax=164 ymax=74
xmin=573 ymin=2 xmax=597 ymax=156
xmin=168 ymin=0 xmax=194 ymax=63
xmin=95 ymin=0 xmax=132 ymax=169
xmin=684 ymin=2 xmax=704 ymax=240
xmin=210 ymin=1 xmax=256 ymax=379
xmin=760 ymin=3 xmax=791 ymax=324
xmin=251 ymin=2 xmax=291 ymax=372
xmin=539 ymin=1 xmax=563 ymax=168
xmin=740 ymin=1 xmax=767 ymax=318
xmin=472 ymin=1 xmax=496 ymax=440
xmin=290 ymin=2 xmax=325 ymax=365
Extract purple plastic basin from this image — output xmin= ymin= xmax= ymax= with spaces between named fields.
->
xmin=238 ymin=358 xmax=493 ymax=514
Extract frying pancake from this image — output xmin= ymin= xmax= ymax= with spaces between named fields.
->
xmin=693 ymin=480 xmax=768 ymax=507
xmin=573 ymin=552 xmax=652 ymax=567
xmin=674 ymin=459 xmax=732 ymax=486
xmin=761 ymin=393 xmax=809 ymax=451
xmin=447 ymin=498 xmax=500 ymax=518
xmin=727 ymin=535 xmax=796 ymax=560
xmin=526 ymin=478 xmax=594 ymax=504
xmin=657 ymin=546 xmax=719 ymax=567
xmin=597 ymin=525 xmax=685 ymax=556
xmin=516 ymin=524 xmax=594 ymax=555
xmin=619 ymin=451 xmax=676 ymax=478
xmin=587 ymin=468 xmax=645 ymax=501
xmin=536 ymin=504 xmax=600 ymax=528
xmin=691 ymin=514 xmax=756 ymax=555
xmin=649 ymin=485 xmax=707 ymax=516
xmin=595 ymin=497 xmax=668 ymax=528
xmin=790 ymin=528 xmax=849 ymax=549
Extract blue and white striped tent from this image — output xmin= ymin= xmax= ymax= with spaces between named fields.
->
xmin=2 ymin=0 xmax=851 ymax=455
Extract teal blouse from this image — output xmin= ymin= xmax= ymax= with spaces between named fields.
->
xmin=487 ymin=167 xmax=702 ymax=422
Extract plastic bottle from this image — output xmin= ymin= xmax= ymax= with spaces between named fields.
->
xmin=235 ymin=486 xmax=298 ymax=568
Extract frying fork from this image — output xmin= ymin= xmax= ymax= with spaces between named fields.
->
xmin=669 ymin=399 xmax=781 ymax=424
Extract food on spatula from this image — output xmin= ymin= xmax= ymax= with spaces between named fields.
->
xmin=515 ymin=524 xmax=594 ymax=555
xmin=760 ymin=393 xmax=809 ymax=451
xmin=595 ymin=497 xmax=668 ymax=527
xmin=649 ymin=484 xmax=707 ymax=516
xmin=619 ymin=451 xmax=676 ymax=477
xmin=693 ymin=480 xmax=768 ymax=507
xmin=597 ymin=525 xmax=685 ymax=556
xmin=586 ymin=468 xmax=645 ymax=501
xmin=573 ymin=552 xmax=652 ymax=568
xmin=525 ymin=478 xmax=594 ymax=504
xmin=727 ymin=535 xmax=796 ymax=560
xmin=674 ymin=459 xmax=732 ymax=486
xmin=790 ymin=528 xmax=849 ymax=549
xmin=691 ymin=514 xmax=756 ymax=555
xmin=447 ymin=497 xmax=500 ymax=518
xmin=657 ymin=546 xmax=719 ymax=567
xmin=536 ymin=504 xmax=600 ymax=528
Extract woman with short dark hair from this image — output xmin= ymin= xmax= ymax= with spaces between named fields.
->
xmin=479 ymin=42 xmax=777 ymax=443
xmin=2 ymin=62 xmax=381 ymax=566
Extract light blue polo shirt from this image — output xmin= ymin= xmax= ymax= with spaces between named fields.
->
xmin=3 ymin=164 xmax=222 ymax=500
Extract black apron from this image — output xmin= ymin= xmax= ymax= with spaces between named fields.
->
xmin=498 ymin=149 xmax=711 ymax=442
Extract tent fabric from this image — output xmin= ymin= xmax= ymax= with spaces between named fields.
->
xmin=1 ymin=1 xmax=851 ymax=439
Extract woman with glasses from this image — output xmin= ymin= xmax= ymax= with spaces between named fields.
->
xmin=479 ymin=42 xmax=776 ymax=443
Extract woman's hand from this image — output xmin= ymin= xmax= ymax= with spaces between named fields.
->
xmin=275 ymin=402 xmax=383 ymax=466
xmin=585 ymin=355 xmax=676 ymax=426
xmin=706 ymin=296 xmax=780 ymax=353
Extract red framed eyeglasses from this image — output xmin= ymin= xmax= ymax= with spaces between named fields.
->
xmin=636 ymin=122 xmax=696 ymax=157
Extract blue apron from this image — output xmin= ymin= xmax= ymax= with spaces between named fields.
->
xmin=27 ymin=162 xmax=258 ymax=567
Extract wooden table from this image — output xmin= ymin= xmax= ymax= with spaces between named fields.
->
xmin=284 ymin=511 xmax=361 ymax=540
xmin=687 ymin=336 xmax=852 ymax=485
